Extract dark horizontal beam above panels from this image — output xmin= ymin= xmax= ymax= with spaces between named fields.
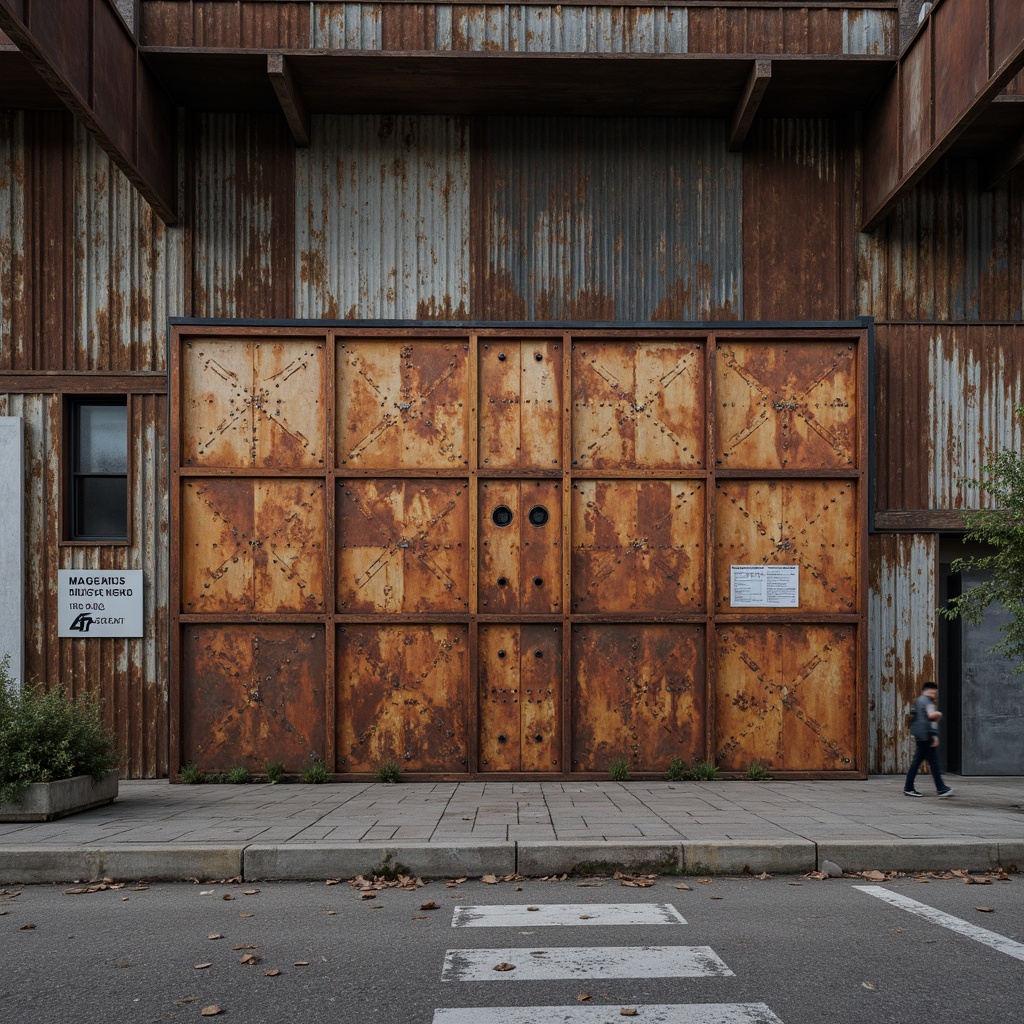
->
xmin=873 ymin=509 xmax=967 ymax=533
xmin=0 ymin=371 xmax=169 ymax=394
xmin=862 ymin=0 xmax=1024 ymax=231
xmin=0 ymin=0 xmax=178 ymax=224
xmin=142 ymin=48 xmax=894 ymax=118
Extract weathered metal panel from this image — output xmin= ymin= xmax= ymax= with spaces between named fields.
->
xmin=571 ymin=623 xmax=705 ymax=771
xmin=743 ymin=118 xmax=849 ymax=321
xmin=192 ymin=114 xmax=296 ymax=319
xmin=571 ymin=479 xmax=705 ymax=614
xmin=571 ymin=339 xmax=707 ymax=467
xmin=715 ymin=339 xmax=859 ymax=471
xmin=295 ymin=115 xmax=470 ymax=320
xmin=478 ymin=623 xmax=561 ymax=772
xmin=72 ymin=121 xmax=185 ymax=372
xmin=142 ymin=0 xmax=310 ymax=46
xmin=715 ymin=623 xmax=858 ymax=772
xmin=181 ymin=477 xmax=327 ymax=613
xmin=337 ymin=478 xmax=471 ymax=613
xmin=478 ymin=338 xmax=562 ymax=471
xmin=312 ymin=2 xmax=383 ymax=47
xmin=857 ymin=160 xmax=1024 ymax=322
xmin=714 ymin=479 xmax=859 ymax=615
xmin=0 ymin=391 xmax=170 ymax=779
xmin=477 ymin=118 xmax=741 ymax=321
xmin=335 ymin=338 xmax=470 ymax=468
xmin=842 ymin=8 xmax=891 ymax=55
xmin=873 ymin=324 xmax=1024 ymax=512
xmin=479 ymin=479 xmax=562 ymax=614
xmin=0 ymin=111 xmax=26 ymax=371
xmin=337 ymin=622 xmax=469 ymax=772
xmin=180 ymin=335 xmax=327 ymax=468
xmin=867 ymin=533 xmax=936 ymax=774
xmin=181 ymin=624 xmax=326 ymax=771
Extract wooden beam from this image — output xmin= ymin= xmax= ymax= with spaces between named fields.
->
xmin=0 ymin=372 xmax=168 ymax=395
xmin=267 ymin=52 xmax=310 ymax=147
xmin=0 ymin=0 xmax=177 ymax=224
xmin=729 ymin=58 xmax=771 ymax=151
xmin=873 ymin=509 xmax=967 ymax=533
xmin=862 ymin=0 xmax=1024 ymax=230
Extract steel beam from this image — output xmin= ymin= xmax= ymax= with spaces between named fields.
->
xmin=729 ymin=59 xmax=772 ymax=151
xmin=267 ymin=52 xmax=310 ymax=147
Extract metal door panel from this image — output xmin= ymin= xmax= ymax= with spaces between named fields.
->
xmin=716 ymin=341 xmax=858 ymax=470
xmin=571 ymin=623 xmax=705 ymax=772
xmin=181 ymin=625 xmax=326 ymax=770
xmin=478 ymin=624 xmax=522 ymax=772
xmin=337 ymin=478 xmax=470 ymax=613
xmin=714 ymin=480 xmax=858 ymax=614
xmin=715 ymin=624 xmax=857 ymax=772
xmin=182 ymin=478 xmax=327 ymax=613
xmin=479 ymin=339 xmax=562 ymax=470
xmin=336 ymin=339 xmax=469 ymax=469
xmin=519 ymin=624 xmax=562 ymax=771
xmin=571 ymin=340 xmax=705 ymax=470
xmin=337 ymin=623 xmax=469 ymax=772
xmin=571 ymin=479 xmax=705 ymax=614
xmin=181 ymin=337 xmax=326 ymax=468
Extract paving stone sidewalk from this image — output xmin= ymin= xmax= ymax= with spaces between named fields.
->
xmin=1 ymin=775 xmax=1022 ymax=884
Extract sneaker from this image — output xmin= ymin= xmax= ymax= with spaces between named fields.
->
xmin=937 ymin=788 xmax=955 ymax=797
xmin=903 ymin=789 xmax=923 ymax=797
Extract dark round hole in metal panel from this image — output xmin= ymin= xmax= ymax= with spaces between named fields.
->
xmin=534 ymin=649 xmax=543 ymax=658
xmin=497 ymin=576 xmax=508 ymax=587
xmin=497 ymin=649 xmax=506 ymax=659
xmin=492 ymin=505 xmax=514 ymax=527
xmin=498 ymin=352 xmax=507 ymax=361
xmin=498 ymin=734 xmax=507 ymax=743
xmin=534 ymin=734 xmax=543 ymax=743
xmin=528 ymin=505 xmax=549 ymax=527
xmin=534 ymin=352 xmax=543 ymax=361
xmin=533 ymin=576 xmax=544 ymax=587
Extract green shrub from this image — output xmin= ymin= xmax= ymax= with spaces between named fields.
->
xmin=667 ymin=757 xmax=692 ymax=781
xmin=690 ymin=758 xmax=721 ymax=781
xmin=300 ymin=757 xmax=331 ymax=784
xmin=180 ymin=762 xmax=207 ymax=784
xmin=226 ymin=765 xmax=253 ymax=784
xmin=264 ymin=759 xmax=285 ymax=784
xmin=608 ymin=758 xmax=631 ymax=781
xmin=746 ymin=760 xmax=772 ymax=781
xmin=0 ymin=657 xmax=118 ymax=804
xmin=374 ymin=760 xmax=402 ymax=784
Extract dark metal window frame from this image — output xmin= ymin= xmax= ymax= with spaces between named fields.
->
xmin=63 ymin=395 xmax=132 ymax=546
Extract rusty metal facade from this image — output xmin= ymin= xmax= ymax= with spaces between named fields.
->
xmin=868 ymin=532 xmax=937 ymax=774
xmin=170 ymin=325 xmax=869 ymax=778
xmin=295 ymin=116 xmax=470 ymax=320
xmin=140 ymin=2 xmax=898 ymax=55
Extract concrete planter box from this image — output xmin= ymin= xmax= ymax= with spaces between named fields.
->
xmin=0 ymin=770 xmax=118 ymax=822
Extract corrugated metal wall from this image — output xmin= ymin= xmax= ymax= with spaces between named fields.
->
xmin=295 ymin=115 xmax=470 ymax=319
xmin=0 ymin=111 xmax=26 ymax=366
xmin=868 ymin=532 xmax=937 ymax=774
xmin=475 ymin=117 xmax=741 ymax=321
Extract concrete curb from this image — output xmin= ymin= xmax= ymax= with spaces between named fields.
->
xmin=683 ymin=840 xmax=816 ymax=876
xmin=517 ymin=842 xmax=682 ymax=877
xmin=816 ymin=838 xmax=1002 ymax=873
xmin=0 ymin=845 xmax=244 ymax=884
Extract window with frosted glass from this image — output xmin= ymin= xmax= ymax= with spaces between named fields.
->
xmin=69 ymin=399 xmax=128 ymax=541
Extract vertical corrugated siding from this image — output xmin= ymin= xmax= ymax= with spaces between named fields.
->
xmin=295 ymin=115 xmax=470 ymax=320
xmin=312 ymin=2 xmax=383 ymax=47
xmin=842 ymin=8 xmax=891 ymax=54
xmin=0 ymin=111 xmax=26 ymax=370
xmin=858 ymin=160 xmax=1024 ymax=322
xmin=192 ymin=113 xmax=296 ymax=318
xmin=477 ymin=117 xmax=741 ymax=321
xmin=868 ymin=532 xmax=937 ymax=774
xmin=0 ymin=391 xmax=169 ymax=779
xmin=743 ymin=118 xmax=850 ymax=320
xmin=73 ymin=122 xmax=185 ymax=372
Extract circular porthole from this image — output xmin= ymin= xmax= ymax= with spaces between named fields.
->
xmin=492 ymin=505 xmax=514 ymax=527
xmin=528 ymin=505 xmax=549 ymax=527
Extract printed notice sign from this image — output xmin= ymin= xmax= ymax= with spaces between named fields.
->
xmin=730 ymin=565 xmax=799 ymax=608
xmin=58 ymin=569 xmax=144 ymax=637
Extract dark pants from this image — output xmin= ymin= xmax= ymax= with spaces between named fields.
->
xmin=905 ymin=738 xmax=948 ymax=793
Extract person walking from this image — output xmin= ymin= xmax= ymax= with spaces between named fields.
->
xmin=904 ymin=681 xmax=954 ymax=797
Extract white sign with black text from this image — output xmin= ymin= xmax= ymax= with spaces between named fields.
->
xmin=729 ymin=565 xmax=800 ymax=608
xmin=58 ymin=569 xmax=144 ymax=637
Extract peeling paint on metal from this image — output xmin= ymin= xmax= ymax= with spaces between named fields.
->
xmin=295 ymin=115 xmax=470 ymax=320
xmin=312 ymin=2 xmax=383 ymax=48
xmin=868 ymin=532 xmax=937 ymax=774
xmin=842 ymin=9 xmax=892 ymax=55
xmin=0 ymin=111 xmax=26 ymax=370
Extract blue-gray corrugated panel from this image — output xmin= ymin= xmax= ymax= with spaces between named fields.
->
xmin=312 ymin=2 xmax=383 ymax=48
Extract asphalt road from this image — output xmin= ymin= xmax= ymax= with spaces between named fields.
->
xmin=2 ymin=871 xmax=1021 ymax=1024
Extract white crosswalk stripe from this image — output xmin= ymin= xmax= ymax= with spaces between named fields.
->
xmin=452 ymin=903 xmax=687 ymax=928
xmin=441 ymin=944 xmax=733 ymax=982
xmin=433 ymin=1004 xmax=784 ymax=1024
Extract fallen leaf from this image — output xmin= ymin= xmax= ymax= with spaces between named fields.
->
xmin=173 ymin=997 xmax=196 ymax=1006
xmin=231 ymin=945 xmax=258 ymax=951
xmin=861 ymin=870 xmax=887 ymax=882
xmin=579 ymin=915 xmax=592 ymax=920
xmin=239 ymin=953 xmax=262 ymax=965
xmin=412 ymin=915 xmax=428 ymax=920
xmin=527 ymin=907 xmax=540 ymax=912
xmin=576 ymin=994 xmax=592 ymax=1002
xmin=200 ymin=890 xmax=214 ymax=896
xmin=530 ymin=951 xmax=548 ymax=957
xmin=966 ymin=876 xmax=993 ymax=886
xmin=698 ymin=878 xmax=712 ymax=885
xmin=293 ymin=961 xmax=309 ymax=967
xmin=709 ymin=896 xmax=724 ymax=901
xmin=621 ymin=1009 xmax=639 ymax=1017
xmin=976 ymin=906 xmax=995 ymax=913
xmin=895 ymin=928 xmax=904 ymax=933
xmin=244 ymin=889 xmax=260 ymax=895
xmin=482 ymin=875 xmax=499 ymax=885
xmin=577 ymin=880 xmax=604 ymax=887
xmin=20 ymin=924 xmax=36 ymax=930
xmin=208 ymin=934 xmax=224 ymax=941
xmin=675 ymin=882 xmax=691 ymax=891
xmin=804 ymin=871 xmax=829 ymax=881
xmin=493 ymin=962 xmax=516 ymax=972
xmin=755 ymin=872 xmax=772 ymax=880
xmin=420 ymin=902 xmax=440 ymax=910
xmin=193 ymin=963 xmax=213 ymax=970
xmin=360 ymin=893 xmax=376 ymax=901
xmin=862 ymin=982 xmax=876 ymax=990
xmin=239 ymin=913 xmax=255 ymax=918
xmin=200 ymin=1006 xmax=223 ymax=1016
xmin=265 ymin=969 xmax=281 ymax=977
xmin=788 ymin=882 xmax=802 ymax=886
xmin=222 ymin=894 xmax=234 ymax=901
